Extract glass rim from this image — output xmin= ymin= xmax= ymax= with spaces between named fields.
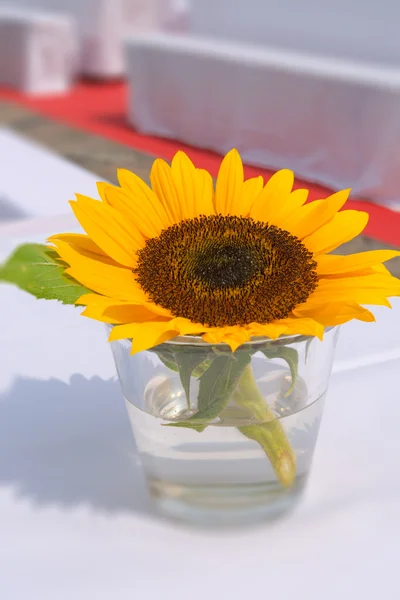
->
xmin=107 ymin=325 xmax=336 ymax=349
xmin=162 ymin=328 xmax=334 ymax=348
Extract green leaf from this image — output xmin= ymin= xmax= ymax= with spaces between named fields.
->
xmin=195 ymin=353 xmax=251 ymax=420
xmin=262 ymin=345 xmax=299 ymax=397
xmin=192 ymin=357 xmax=213 ymax=378
xmin=305 ymin=338 xmax=313 ymax=364
xmin=153 ymin=348 xmax=211 ymax=409
xmin=174 ymin=349 xmax=210 ymax=409
xmin=164 ymin=421 xmax=207 ymax=433
xmin=155 ymin=350 xmax=179 ymax=373
xmin=167 ymin=351 xmax=251 ymax=432
xmin=0 ymin=244 xmax=90 ymax=304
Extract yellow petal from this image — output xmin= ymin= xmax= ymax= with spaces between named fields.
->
xmin=317 ymin=273 xmax=400 ymax=294
xmin=99 ymin=183 xmax=164 ymax=239
xmin=301 ymin=273 xmax=400 ymax=307
xmin=220 ymin=330 xmax=252 ymax=352
xmin=109 ymin=316 xmax=208 ymax=353
xmin=319 ymin=268 xmax=377 ymax=279
xmin=373 ymin=263 xmax=392 ymax=276
xmin=309 ymin=294 xmax=392 ymax=309
xmin=287 ymin=188 xmax=309 ymax=206
xmin=284 ymin=189 xmax=350 ymax=239
xmin=277 ymin=317 xmax=325 ymax=340
xmin=214 ymin=149 xmax=244 ymax=215
xmin=171 ymin=152 xmax=214 ymax=219
xmin=202 ymin=326 xmax=251 ymax=351
xmin=196 ymin=169 xmax=215 ymax=216
xmin=249 ymin=169 xmax=294 ymax=223
xmin=53 ymin=240 xmax=147 ymax=302
xmin=76 ymin=293 xmax=173 ymax=321
xmin=248 ymin=318 xmax=324 ymax=340
xmin=316 ymin=250 xmax=400 ymax=275
xmin=48 ymin=233 xmax=114 ymax=262
xmin=76 ymin=292 xmax=117 ymax=307
xmin=293 ymin=301 xmax=375 ymax=326
xmin=239 ymin=176 xmax=264 ymax=216
xmin=269 ymin=188 xmax=309 ymax=228
xmin=117 ymin=169 xmax=172 ymax=231
xmin=247 ymin=322 xmax=290 ymax=340
xmin=171 ymin=317 xmax=204 ymax=336
xmin=96 ymin=181 xmax=109 ymax=201
xmin=109 ymin=320 xmax=179 ymax=354
xmin=150 ymin=158 xmax=183 ymax=223
xmin=201 ymin=329 xmax=228 ymax=345
xmin=82 ymin=303 xmax=164 ymax=324
xmin=303 ymin=210 xmax=369 ymax=255
xmin=70 ymin=195 xmax=145 ymax=267
xmin=48 ymin=238 xmax=119 ymax=269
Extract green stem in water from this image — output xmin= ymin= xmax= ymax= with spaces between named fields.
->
xmin=235 ymin=364 xmax=296 ymax=488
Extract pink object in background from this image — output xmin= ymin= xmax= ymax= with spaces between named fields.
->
xmin=159 ymin=0 xmax=190 ymax=32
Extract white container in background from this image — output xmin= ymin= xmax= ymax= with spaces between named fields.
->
xmin=0 ymin=7 xmax=77 ymax=94
xmin=124 ymin=19 xmax=400 ymax=209
xmin=5 ymin=0 xmax=188 ymax=78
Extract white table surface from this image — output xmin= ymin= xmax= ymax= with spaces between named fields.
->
xmin=1 ymin=225 xmax=400 ymax=599
xmin=0 ymin=128 xmax=102 ymax=221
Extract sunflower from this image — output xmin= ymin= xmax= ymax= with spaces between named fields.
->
xmin=48 ymin=149 xmax=400 ymax=353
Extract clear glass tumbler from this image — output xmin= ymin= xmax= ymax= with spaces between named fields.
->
xmin=110 ymin=328 xmax=339 ymax=526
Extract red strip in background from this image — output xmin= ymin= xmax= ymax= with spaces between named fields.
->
xmin=1 ymin=80 xmax=400 ymax=247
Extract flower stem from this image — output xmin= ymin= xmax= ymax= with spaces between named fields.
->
xmin=235 ymin=364 xmax=296 ymax=487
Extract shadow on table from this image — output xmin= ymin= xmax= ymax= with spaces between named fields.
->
xmin=0 ymin=375 xmax=155 ymax=517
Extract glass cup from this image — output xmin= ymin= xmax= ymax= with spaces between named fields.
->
xmin=110 ymin=328 xmax=339 ymax=526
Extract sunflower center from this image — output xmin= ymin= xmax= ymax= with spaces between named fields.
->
xmin=134 ymin=215 xmax=318 ymax=328
xmin=192 ymin=243 xmax=262 ymax=288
